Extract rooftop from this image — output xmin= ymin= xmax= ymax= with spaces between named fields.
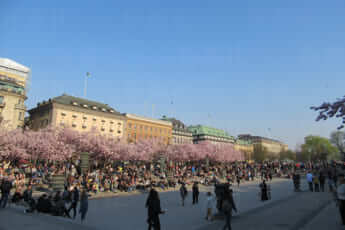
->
xmin=0 ymin=58 xmax=30 ymax=73
xmin=125 ymin=113 xmax=172 ymax=126
xmin=161 ymin=116 xmax=191 ymax=132
xmin=188 ymin=125 xmax=235 ymax=139
xmin=30 ymin=94 xmax=122 ymax=115
xmin=238 ymin=134 xmax=285 ymax=144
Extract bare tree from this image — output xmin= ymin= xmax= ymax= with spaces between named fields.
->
xmin=311 ymin=95 xmax=345 ymax=129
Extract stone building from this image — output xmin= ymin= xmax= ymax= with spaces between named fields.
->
xmin=28 ymin=94 xmax=126 ymax=139
xmin=234 ymin=139 xmax=254 ymax=161
xmin=161 ymin=116 xmax=193 ymax=144
xmin=0 ymin=58 xmax=30 ymax=130
xmin=188 ymin=125 xmax=235 ymax=145
xmin=125 ymin=114 xmax=172 ymax=145
xmin=238 ymin=134 xmax=288 ymax=154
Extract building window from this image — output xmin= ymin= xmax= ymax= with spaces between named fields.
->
xmin=134 ymin=124 xmax=137 ymax=129
xmin=117 ymin=130 xmax=121 ymax=134
xmin=18 ymin=112 xmax=23 ymax=121
xmin=0 ymin=96 xmax=4 ymax=104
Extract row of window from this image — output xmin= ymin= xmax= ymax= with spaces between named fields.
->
xmin=128 ymin=133 xmax=170 ymax=142
xmin=61 ymin=112 xmax=122 ymax=126
xmin=173 ymin=137 xmax=192 ymax=144
xmin=60 ymin=121 xmax=122 ymax=134
xmin=127 ymin=123 xmax=170 ymax=134
xmin=71 ymin=101 xmax=115 ymax=113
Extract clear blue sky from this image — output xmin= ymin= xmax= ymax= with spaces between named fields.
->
xmin=1 ymin=0 xmax=345 ymax=149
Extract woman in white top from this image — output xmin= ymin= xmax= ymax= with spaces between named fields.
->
xmin=205 ymin=192 xmax=214 ymax=221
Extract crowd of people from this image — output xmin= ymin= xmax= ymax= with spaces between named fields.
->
xmin=1 ymin=158 xmax=339 ymax=229
xmin=0 ymin=159 xmax=296 ymax=223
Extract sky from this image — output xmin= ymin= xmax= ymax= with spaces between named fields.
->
xmin=1 ymin=0 xmax=345 ymax=149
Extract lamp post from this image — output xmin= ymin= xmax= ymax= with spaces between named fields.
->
xmin=84 ymin=72 xmax=91 ymax=98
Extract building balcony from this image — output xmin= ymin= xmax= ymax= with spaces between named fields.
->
xmin=15 ymin=104 xmax=26 ymax=110
xmin=0 ymin=85 xmax=26 ymax=97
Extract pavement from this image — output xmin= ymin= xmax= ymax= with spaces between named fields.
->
xmin=0 ymin=208 xmax=96 ymax=230
xmin=1 ymin=178 xmax=343 ymax=230
xmin=198 ymin=191 xmax=336 ymax=230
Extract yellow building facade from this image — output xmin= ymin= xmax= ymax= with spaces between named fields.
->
xmin=238 ymin=134 xmax=288 ymax=155
xmin=0 ymin=58 xmax=30 ymax=129
xmin=125 ymin=114 xmax=172 ymax=144
xmin=234 ymin=140 xmax=254 ymax=161
xmin=28 ymin=94 xmax=126 ymax=139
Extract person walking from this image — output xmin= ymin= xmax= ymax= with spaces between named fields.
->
xmin=205 ymin=192 xmax=214 ymax=221
xmin=337 ymin=177 xmax=345 ymax=226
xmin=68 ymin=186 xmax=79 ymax=219
xmin=260 ymin=180 xmax=269 ymax=201
xmin=313 ymin=174 xmax=320 ymax=192
xmin=236 ymin=175 xmax=240 ymax=188
xmin=319 ymin=172 xmax=326 ymax=192
xmin=222 ymin=189 xmax=237 ymax=230
xmin=306 ymin=172 xmax=314 ymax=192
xmin=23 ymin=185 xmax=35 ymax=213
xmin=180 ymin=183 xmax=188 ymax=206
xmin=79 ymin=189 xmax=88 ymax=223
xmin=192 ymin=182 xmax=199 ymax=205
xmin=0 ymin=177 xmax=12 ymax=208
xmin=146 ymin=189 xmax=165 ymax=230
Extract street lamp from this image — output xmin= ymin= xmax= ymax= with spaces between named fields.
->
xmin=84 ymin=72 xmax=91 ymax=98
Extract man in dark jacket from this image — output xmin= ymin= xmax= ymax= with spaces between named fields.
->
xmin=0 ymin=178 xmax=12 ymax=208
xmin=192 ymin=182 xmax=199 ymax=205
xmin=146 ymin=189 xmax=164 ymax=230
xmin=68 ymin=187 xmax=79 ymax=219
xmin=23 ymin=185 xmax=35 ymax=213
xmin=222 ymin=189 xmax=237 ymax=230
xmin=180 ymin=183 xmax=188 ymax=206
xmin=319 ymin=172 xmax=326 ymax=192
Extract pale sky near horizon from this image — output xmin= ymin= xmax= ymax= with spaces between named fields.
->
xmin=1 ymin=0 xmax=345 ymax=149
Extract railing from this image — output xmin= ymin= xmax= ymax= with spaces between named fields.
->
xmin=0 ymin=85 xmax=25 ymax=96
xmin=15 ymin=104 xmax=26 ymax=110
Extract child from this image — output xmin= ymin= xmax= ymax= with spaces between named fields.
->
xmin=205 ymin=192 xmax=214 ymax=221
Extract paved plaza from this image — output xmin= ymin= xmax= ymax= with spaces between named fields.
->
xmin=0 ymin=179 xmax=342 ymax=230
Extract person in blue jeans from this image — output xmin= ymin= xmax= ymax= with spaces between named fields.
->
xmin=306 ymin=172 xmax=313 ymax=192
